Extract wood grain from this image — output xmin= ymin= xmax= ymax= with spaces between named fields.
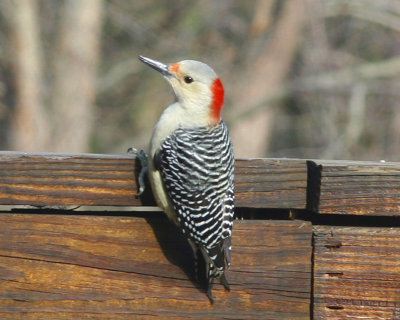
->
xmin=311 ymin=159 xmax=400 ymax=215
xmin=0 ymin=152 xmax=143 ymax=206
xmin=0 ymin=152 xmax=308 ymax=210
xmin=0 ymin=213 xmax=312 ymax=319
xmin=4 ymin=152 xmax=400 ymax=216
xmin=313 ymin=225 xmax=400 ymax=320
xmin=235 ymin=158 xmax=307 ymax=208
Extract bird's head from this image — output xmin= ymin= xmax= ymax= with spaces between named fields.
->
xmin=139 ymin=56 xmax=224 ymax=127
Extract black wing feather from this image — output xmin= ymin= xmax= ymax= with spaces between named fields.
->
xmin=159 ymin=122 xmax=234 ymax=270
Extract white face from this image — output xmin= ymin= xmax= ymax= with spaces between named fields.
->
xmin=166 ymin=60 xmax=218 ymax=111
xmin=139 ymin=56 xmax=223 ymax=127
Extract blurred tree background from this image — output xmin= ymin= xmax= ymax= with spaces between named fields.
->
xmin=0 ymin=0 xmax=400 ymax=160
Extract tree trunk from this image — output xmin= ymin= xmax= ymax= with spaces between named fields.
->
xmin=8 ymin=0 xmax=50 ymax=151
xmin=230 ymin=0 xmax=307 ymax=158
xmin=51 ymin=0 xmax=103 ymax=153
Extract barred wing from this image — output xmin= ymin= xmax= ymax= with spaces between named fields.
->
xmin=158 ymin=122 xmax=234 ymax=267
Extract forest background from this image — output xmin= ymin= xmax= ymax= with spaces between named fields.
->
xmin=1 ymin=0 xmax=400 ymax=161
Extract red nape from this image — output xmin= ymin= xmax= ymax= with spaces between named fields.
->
xmin=209 ymin=78 xmax=224 ymax=125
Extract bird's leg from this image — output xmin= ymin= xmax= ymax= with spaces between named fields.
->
xmin=193 ymin=250 xmax=199 ymax=282
xmin=220 ymin=273 xmax=230 ymax=291
xmin=188 ymin=240 xmax=199 ymax=282
xmin=127 ymin=147 xmax=148 ymax=197
xmin=206 ymin=267 xmax=215 ymax=304
xmin=206 ymin=262 xmax=214 ymax=303
xmin=136 ymin=150 xmax=148 ymax=197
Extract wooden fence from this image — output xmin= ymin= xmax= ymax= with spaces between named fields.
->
xmin=0 ymin=152 xmax=399 ymax=319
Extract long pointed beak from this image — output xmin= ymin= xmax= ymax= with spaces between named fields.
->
xmin=139 ymin=55 xmax=172 ymax=77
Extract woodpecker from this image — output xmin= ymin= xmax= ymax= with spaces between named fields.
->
xmin=138 ymin=55 xmax=234 ymax=302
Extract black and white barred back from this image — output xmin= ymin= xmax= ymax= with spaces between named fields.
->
xmin=157 ymin=121 xmax=234 ymax=277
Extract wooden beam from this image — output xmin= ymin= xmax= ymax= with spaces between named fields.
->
xmin=0 ymin=152 xmax=308 ymax=210
xmin=0 ymin=213 xmax=312 ymax=319
xmin=313 ymin=226 xmax=400 ymax=319
xmin=0 ymin=152 xmax=143 ymax=206
xmin=235 ymin=158 xmax=307 ymax=208
xmin=4 ymin=152 xmax=400 ymax=216
xmin=309 ymin=159 xmax=400 ymax=216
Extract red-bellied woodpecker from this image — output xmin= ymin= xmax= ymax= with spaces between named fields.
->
xmin=138 ymin=55 xmax=234 ymax=302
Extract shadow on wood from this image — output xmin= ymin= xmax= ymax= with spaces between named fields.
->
xmin=0 ymin=213 xmax=312 ymax=319
xmin=144 ymin=215 xmax=209 ymax=296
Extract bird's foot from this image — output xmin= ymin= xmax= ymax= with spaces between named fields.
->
xmin=206 ymin=277 xmax=214 ymax=304
xmin=205 ymin=274 xmax=230 ymax=303
xmin=127 ymin=147 xmax=148 ymax=197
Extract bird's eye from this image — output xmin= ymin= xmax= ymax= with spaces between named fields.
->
xmin=184 ymin=76 xmax=194 ymax=84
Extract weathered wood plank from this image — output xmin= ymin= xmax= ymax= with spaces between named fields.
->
xmin=0 ymin=152 xmax=308 ymax=209
xmin=313 ymin=226 xmax=400 ymax=320
xmin=0 ymin=152 xmax=144 ymax=206
xmin=0 ymin=213 xmax=312 ymax=319
xmin=311 ymin=159 xmax=400 ymax=216
xmin=235 ymin=158 xmax=307 ymax=208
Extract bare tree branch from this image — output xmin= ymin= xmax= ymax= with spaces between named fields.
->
xmin=343 ymin=83 xmax=367 ymax=157
xmin=230 ymin=55 xmax=400 ymax=123
xmin=230 ymin=0 xmax=308 ymax=157
xmin=324 ymin=0 xmax=400 ymax=32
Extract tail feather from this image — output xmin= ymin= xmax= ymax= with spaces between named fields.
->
xmin=200 ymin=236 xmax=231 ymax=303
